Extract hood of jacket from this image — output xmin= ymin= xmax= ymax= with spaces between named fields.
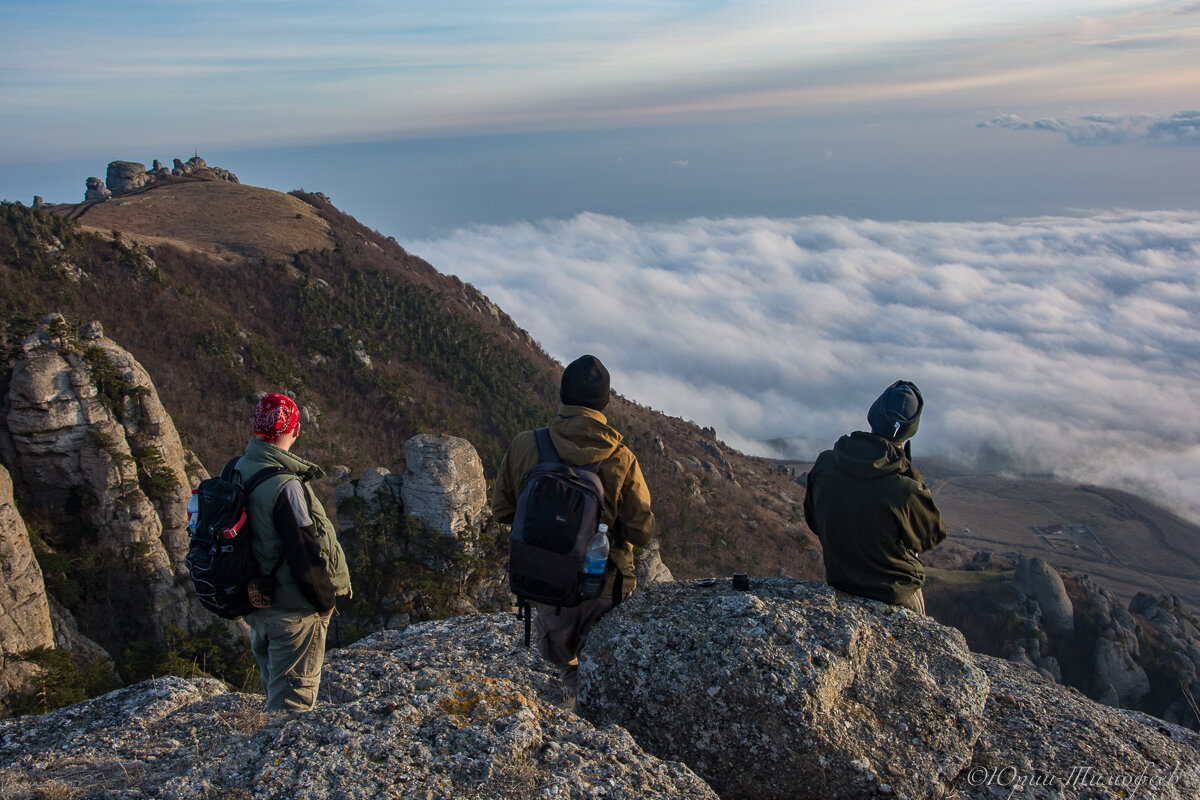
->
xmin=831 ymin=431 xmax=909 ymax=480
xmin=548 ymin=404 xmax=623 ymax=465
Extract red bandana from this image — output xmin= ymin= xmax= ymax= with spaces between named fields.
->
xmin=252 ymin=393 xmax=300 ymax=442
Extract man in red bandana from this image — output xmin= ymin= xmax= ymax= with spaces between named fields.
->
xmin=237 ymin=393 xmax=352 ymax=711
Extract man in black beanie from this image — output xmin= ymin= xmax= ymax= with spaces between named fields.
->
xmin=803 ymin=381 xmax=946 ymax=613
xmin=492 ymin=354 xmax=655 ymax=693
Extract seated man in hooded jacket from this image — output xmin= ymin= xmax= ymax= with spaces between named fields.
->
xmin=803 ymin=380 xmax=946 ymax=614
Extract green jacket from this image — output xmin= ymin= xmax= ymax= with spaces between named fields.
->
xmin=492 ymin=404 xmax=655 ymax=597
xmin=239 ymin=438 xmax=352 ymax=612
xmin=803 ymin=432 xmax=946 ymax=605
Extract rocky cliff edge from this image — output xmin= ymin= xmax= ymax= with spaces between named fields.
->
xmin=3 ymin=580 xmax=1197 ymax=800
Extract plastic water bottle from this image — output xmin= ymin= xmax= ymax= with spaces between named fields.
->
xmin=187 ymin=490 xmax=199 ymax=533
xmin=579 ymin=524 xmax=609 ymax=599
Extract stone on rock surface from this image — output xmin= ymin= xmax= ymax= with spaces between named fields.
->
xmin=580 ymin=578 xmax=990 ymax=800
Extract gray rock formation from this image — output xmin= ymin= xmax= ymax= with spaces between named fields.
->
xmin=83 ymin=177 xmax=110 ymax=203
xmin=1012 ymin=555 xmax=1074 ymax=636
xmin=6 ymin=591 xmax=1195 ymax=799
xmin=635 ymin=538 xmax=674 ymax=586
xmin=0 ymin=463 xmax=53 ymax=657
xmin=581 ymin=579 xmax=990 ymax=800
xmin=0 ymin=615 xmax=717 ymax=800
xmin=1094 ymin=636 xmax=1151 ymax=708
xmin=964 ymin=655 xmax=1199 ymax=799
xmin=400 ymin=433 xmax=488 ymax=538
xmin=333 ymin=466 xmax=402 ymax=534
xmin=3 ymin=315 xmax=211 ymax=649
xmin=104 ymin=160 xmax=147 ymax=194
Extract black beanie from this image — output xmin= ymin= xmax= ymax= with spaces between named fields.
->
xmin=560 ymin=355 xmax=610 ymax=411
xmin=867 ymin=380 xmax=923 ymax=442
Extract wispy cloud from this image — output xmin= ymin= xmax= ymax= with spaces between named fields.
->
xmin=979 ymin=110 xmax=1200 ymax=145
xmin=414 ymin=210 xmax=1200 ymax=523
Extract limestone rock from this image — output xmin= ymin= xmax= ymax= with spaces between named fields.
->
xmin=0 ymin=462 xmax=54 ymax=656
xmin=1011 ymin=556 xmax=1074 ymax=636
xmin=0 ymin=616 xmax=718 ymax=800
xmin=333 ymin=467 xmax=402 ymax=534
xmin=83 ymin=177 xmax=110 ymax=203
xmin=1094 ymin=636 xmax=1151 ymax=708
xmin=4 ymin=314 xmax=213 ymax=650
xmin=635 ymin=538 xmax=674 ymax=586
xmin=104 ymin=160 xmax=147 ymax=194
xmin=400 ymin=433 xmax=487 ymax=538
xmin=580 ymin=578 xmax=990 ymax=800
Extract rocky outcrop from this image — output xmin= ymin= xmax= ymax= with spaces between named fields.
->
xmin=104 ymin=160 xmax=147 ymax=194
xmin=0 ymin=615 xmax=717 ymax=800
xmin=400 ymin=433 xmax=489 ymax=539
xmin=1012 ymin=555 xmax=1074 ymax=636
xmin=3 ymin=315 xmax=210 ymax=651
xmin=5 ymin=588 xmax=1197 ymax=799
xmin=1094 ymin=635 xmax=1151 ymax=708
xmin=83 ymin=177 xmax=110 ymax=203
xmin=81 ymin=156 xmax=239 ymax=202
xmin=0 ymin=463 xmax=53 ymax=657
xmin=635 ymin=538 xmax=674 ymax=586
xmin=582 ymin=579 xmax=990 ymax=800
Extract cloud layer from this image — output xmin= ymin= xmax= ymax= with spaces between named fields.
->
xmin=979 ymin=111 xmax=1200 ymax=145
xmin=413 ymin=211 xmax=1200 ymax=523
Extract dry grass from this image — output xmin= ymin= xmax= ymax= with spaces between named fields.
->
xmin=62 ymin=180 xmax=333 ymax=262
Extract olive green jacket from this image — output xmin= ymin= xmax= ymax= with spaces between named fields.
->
xmin=803 ymin=432 xmax=946 ymax=605
xmin=493 ymin=405 xmax=655 ymax=597
xmin=239 ymin=438 xmax=352 ymax=612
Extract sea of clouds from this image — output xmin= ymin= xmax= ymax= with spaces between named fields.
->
xmin=412 ymin=210 xmax=1200 ymax=523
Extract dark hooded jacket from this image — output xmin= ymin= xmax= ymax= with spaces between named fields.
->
xmin=492 ymin=404 xmax=655 ymax=597
xmin=803 ymin=431 xmax=946 ymax=605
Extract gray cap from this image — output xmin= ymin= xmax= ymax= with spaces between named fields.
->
xmin=867 ymin=381 xmax=923 ymax=442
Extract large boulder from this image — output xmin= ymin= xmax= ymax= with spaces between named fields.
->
xmin=104 ymin=160 xmax=147 ymax=194
xmin=400 ymin=433 xmax=488 ymax=538
xmin=0 ymin=462 xmax=53 ymax=656
xmin=1011 ymin=556 xmax=1074 ymax=637
xmin=0 ymin=615 xmax=717 ymax=800
xmin=580 ymin=578 xmax=990 ymax=800
xmin=83 ymin=177 xmax=110 ymax=203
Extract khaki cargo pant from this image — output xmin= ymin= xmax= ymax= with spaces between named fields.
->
xmin=248 ymin=608 xmax=330 ymax=712
xmin=531 ymin=596 xmax=614 ymax=692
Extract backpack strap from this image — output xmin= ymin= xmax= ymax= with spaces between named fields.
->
xmin=223 ymin=457 xmax=291 ymax=576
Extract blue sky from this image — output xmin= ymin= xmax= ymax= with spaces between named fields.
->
xmin=2 ymin=1 xmax=1199 ymax=232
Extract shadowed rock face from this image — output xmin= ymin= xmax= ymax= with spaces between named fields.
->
xmin=0 ymin=463 xmax=52 ymax=657
xmin=0 ymin=615 xmax=718 ymax=800
xmin=580 ymin=578 xmax=991 ymax=800
xmin=3 ymin=314 xmax=212 ymax=650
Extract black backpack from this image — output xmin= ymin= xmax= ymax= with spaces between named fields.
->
xmin=509 ymin=428 xmax=612 ymax=642
xmin=185 ymin=457 xmax=288 ymax=619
